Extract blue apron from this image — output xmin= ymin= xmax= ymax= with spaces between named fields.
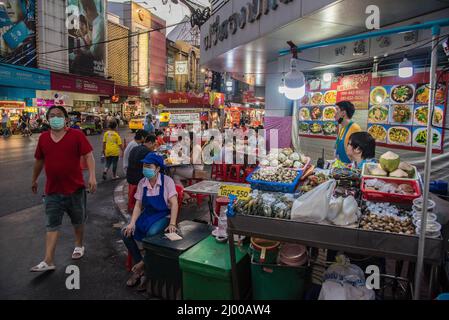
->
xmin=335 ymin=121 xmax=354 ymax=164
xmin=134 ymin=174 xmax=170 ymax=241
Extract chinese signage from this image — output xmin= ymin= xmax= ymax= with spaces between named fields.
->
xmin=175 ymin=61 xmax=188 ymax=75
xmin=0 ymin=0 xmax=36 ymax=67
xmin=67 ymin=0 xmax=106 ymax=77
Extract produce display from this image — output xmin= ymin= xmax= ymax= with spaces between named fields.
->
xmin=300 ymin=172 xmax=329 ymax=192
xmin=365 ymin=151 xmax=416 ymax=179
xmin=360 ymin=202 xmax=415 ymax=235
xmin=250 ymin=167 xmax=299 ymax=184
xmin=260 ymin=148 xmax=308 ymax=169
xmin=363 ymin=179 xmax=416 ymax=196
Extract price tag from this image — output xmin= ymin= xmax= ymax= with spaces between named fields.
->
xmin=218 ymin=184 xmax=251 ymax=200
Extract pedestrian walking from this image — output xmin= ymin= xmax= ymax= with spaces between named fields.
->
xmin=1 ymin=109 xmax=11 ymax=137
xmin=102 ymin=121 xmax=123 ymax=180
xmin=30 ymin=105 xmax=97 ymax=272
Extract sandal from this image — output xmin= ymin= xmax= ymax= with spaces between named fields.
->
xmin=136 ymin=275 xmax=148 ymax=292
xmin=72 ymin=246 xmax=85 ymax=260
xmin=126 ymin=272 xmax=144 ymax=287
xmin=30 ymin=261 xmax=56 ymax=272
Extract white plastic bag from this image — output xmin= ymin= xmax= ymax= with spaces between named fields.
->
xmin=291 ymin=179 xmax=336 ymax=222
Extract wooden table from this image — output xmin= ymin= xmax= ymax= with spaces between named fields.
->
xmin=184 ymin=180 xmax=249 ymax=224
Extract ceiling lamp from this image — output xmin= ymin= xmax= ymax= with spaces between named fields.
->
xmin=278 ymin=77 xmax=285 ymax=94
xmin=283 ymin=58 xmax=305 ymax=100
xmin=323 ymin=72 xmax=333 ymax=82
xmin=398 ymin=57 xmax=413 ymax=78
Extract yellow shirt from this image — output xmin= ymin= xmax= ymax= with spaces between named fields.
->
xmin=103 ymin=130 xmax=122 ymax=157
xmin=338 ymin=121 xmax=362 ymax=153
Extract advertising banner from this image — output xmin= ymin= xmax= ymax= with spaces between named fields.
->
xmin=0 ymin=63 xmax=50 ymax=89
xmin=152 ymin=92 xmax=210 ymax=108
xmin=0 ymin=0 xmax=36 ymax=67
xmin=51 ymin=72 xmax=114 ymax=95
xmin=67 ymin=0 xmax=106 ymax=76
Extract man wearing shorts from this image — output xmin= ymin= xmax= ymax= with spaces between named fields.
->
xmin=30 ymin=106 xmax=97 ymax=272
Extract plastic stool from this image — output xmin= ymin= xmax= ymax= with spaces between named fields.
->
xmin=214 ymin=197 xmax=230 ymax=226
xmin=227 ymin=164 xmax=243 ymax=182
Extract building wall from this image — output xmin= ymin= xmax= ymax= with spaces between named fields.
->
xmin=173 ymin=41 xmax=201 ymax=92
xmin=107 ymin=21 xmax=129 ymax=86
xmin=37 ymin=0 xmax=68 ymax=73
xmin=149 ymin=15 xmax=167 ymax=90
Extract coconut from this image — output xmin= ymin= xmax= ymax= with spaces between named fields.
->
xmin=379 ymin=151 xmax=400 ymax=173
xmin=293 ymin=161 xmax=302 ymax=169
xmin=270 ymin=159 xmax=279 ymax=167
xmin=370 ymin=165 xmax=388 ymax=177
xmin=283 ymin=159 xmax=293 ymax=167
xmin=398 ymin=162 xmax=415 ymax=178
xmin=278 ymin=153 xmax=287 ymax=163
xmin=389 ymin=169 xmax=409 ymax=178
xmin=289 ymin=152 xmax=300 ymax=161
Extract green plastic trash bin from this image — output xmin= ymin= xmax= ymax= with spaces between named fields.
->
xmin=251 ymin=259 xmax=310 ymax=300
xmin=179 ymin=236 xmax=250 ymax=300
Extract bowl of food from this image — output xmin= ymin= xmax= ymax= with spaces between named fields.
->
xmin=322 ymin=122 xmax=337 ymax=135
xmin=299 ymin=107 xmax=311 ymax=121
xmin=322 ymin=106 xmax=336 ymax=120
xmin=415 ymin=84 xmax=446 ymax=104
xmin=299 ymin=122 xmax=309 ymax=133
xmin=311 ymin=92 xmax=323 ymax=105
xmin=414 ymin=106 xmax=428 ymax=126
xmin=311 ymin=106 xmax=322 ymax=120
xmin=300 ymin=93 xmax=310 ymax=105
xmin=433 ymin=107 xmax=444 ymax=127
xmin=370 ymin=86 xmax=388 ymax=104
xmin=390 ymin=104 xmax=412 ymax=124
xmin=368 ymin=125 xmax=387 ymax=142
xmin=391 ymin=84 xmax=414 ymax=103
xmin=368 ymin=105 xmax=389 ymax=123
xmin=388 ymin=126 xmax=411 ymax=145
xmin=309 ymin=122 xmax=322 ymax=134
xmin=323 ymin=90 xmax=337 ymax=105
xmin=413 ymin=128 xmax=441 ymax=147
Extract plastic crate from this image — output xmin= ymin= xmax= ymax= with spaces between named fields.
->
xmin=246 ymin=167 xmax=303 ymax=193
xmin=362 ymin=162 xmax=419 ymax=181
xmin=361 ymin=177 xmax=421 ymax=204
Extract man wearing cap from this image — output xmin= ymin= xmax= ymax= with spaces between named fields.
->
xmin=122 ymin=153 xmax=179 ymax=288
xmin=30 ymin=105 xmax=96 ymax=272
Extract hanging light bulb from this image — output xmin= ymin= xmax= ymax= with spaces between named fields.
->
xmin=278 ymin=77 xmax=285 ymax=94
xmin=283 ymin=58 xmax=305 ymax=100
xmin=398 ymin=57 xmax=413 ymax=78
xmin=323 ymin=72 xmax=333 ymax=82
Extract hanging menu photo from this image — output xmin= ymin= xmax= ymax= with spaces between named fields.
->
xmin=367 ymin=82 xmax=446 ymax=151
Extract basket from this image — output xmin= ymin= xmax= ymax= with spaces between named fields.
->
xmin=246 ymin=167 xmax=303 ymax=193
xmin=362 ymin=163 xmax=419 ymax=181
xmin=361 ymin=177 xmax=421 ymax=204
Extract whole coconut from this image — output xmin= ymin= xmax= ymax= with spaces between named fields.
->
xmin=379 ymin=151 xmax=400 ymax=173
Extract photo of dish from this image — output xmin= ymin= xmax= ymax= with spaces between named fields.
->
xmin=322 ymin=106 xmax=336 ymax=120
xmin=323 ymin=90 xmax=337 ymax=105
xmin=368 ymin=105 xmax=389 ymax=123
xmin=433 ymin=107 xmax=444 ymax=127
xmin=299 ymin=108 xmax=311 ymax=121
xmin=370 ymin=86 xmax=388 ymax=104
xmin=299 ymin=122 xmax=309 ymax=133
xmin=388 ymin=126 xmax=411 ymax=145
xmin=322 ymin=122 xmax=337 ymax=135
xmin=311 ymin=106 xmax=322 ymax=120
xmin=311 ymin=92 xmax=323 ymax=105
xmin=414 ymin=106 xmax=428 ymax=126
xmin=413 ymin=128 xmax=441 ymax=147
xmin=309 ymin=122 xmax=323 ymax=134
xmin=300 ymin=94 xmax=310 ymax=105
xmin=368 ymin=125 xmax=387 ymax=142
xmin=415 ymin=84 xmax=446 ymax=104
xmin=390 ymin=104 xmax=412 ymax=124
xmin=391 ymin=85 xmax=414 ymax=103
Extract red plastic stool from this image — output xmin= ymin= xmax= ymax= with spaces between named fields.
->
xmin=185 ymin=178 xmax=208 ymax=206
xmin=214 ymin=197 xmax=230 ymax=226
xmin=227 ymin=164 xmax=244 ymax=182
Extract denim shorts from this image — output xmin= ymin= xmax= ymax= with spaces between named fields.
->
xmin=44 ymin=188 xmax=87 ymax=231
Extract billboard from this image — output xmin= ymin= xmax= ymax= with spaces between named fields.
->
xmin=0 ymin=0 xmax=36 ymax=67
xmin=67 ymin=0 xmax=105 ymax=76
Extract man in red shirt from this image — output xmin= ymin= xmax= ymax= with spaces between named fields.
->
xmin=30 ymin=106 xmax=97 ymax=272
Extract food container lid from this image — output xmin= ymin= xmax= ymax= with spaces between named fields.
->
xmin=415 ymin=227 xmax=441 ymax=238
xmin=415 ymin=220 xmax=441 ymax=232
xmin=412 ymin=212 xmax=437 ymax=221
xmin=413 ymin=198 xmax=436 ymax=210
xmin=279 ymin=243 xmax=307 ymax=259
xmin=412 ymin=205 xmax=435 ymax=213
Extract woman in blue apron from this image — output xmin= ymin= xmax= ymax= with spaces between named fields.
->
xmin=334 ymin=101 xmax=361 ymax=164
xmin=122 ymin=153 xmax=179 ymax=287
xmin=346 ymin=132 xmax=376 ymax=169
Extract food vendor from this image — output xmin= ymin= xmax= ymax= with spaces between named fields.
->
xmin=334 ymin=101 xmax=361 ymax=163
xmin=346 ymin=132 xmax=376 ymax=169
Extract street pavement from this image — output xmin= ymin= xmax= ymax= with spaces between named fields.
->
xmin=0 ymin=128 xmax=134 ymax=217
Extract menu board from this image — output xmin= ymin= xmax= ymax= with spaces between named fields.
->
xmin=367 ymin=82 xmax=446 ymax=151
xmin=298 ymin=90 xmax=338 ymax=137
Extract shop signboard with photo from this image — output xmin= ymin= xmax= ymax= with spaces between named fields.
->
xmin=0 ymin=0 xmax=36 ymax=67
xmin=67 ymin=0 xmax=106 ymax=77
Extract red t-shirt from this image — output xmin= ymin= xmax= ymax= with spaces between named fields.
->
xmin=35 ymin=128 xmax=93 ymax=195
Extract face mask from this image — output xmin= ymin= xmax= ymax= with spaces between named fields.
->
xmin=49 ymin=117 xmax=65 ymax=130
xmin=143 ymin=168 xmax=156 ymax=179
xmin=337 ymin=117 xmax=344 ymax=124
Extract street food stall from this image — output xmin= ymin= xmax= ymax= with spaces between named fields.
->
xmin=224 ymin=104 xmax=265 ymax=128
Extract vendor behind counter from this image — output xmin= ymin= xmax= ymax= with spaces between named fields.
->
xmin=334 ymin=101 xmax=362 ymax=164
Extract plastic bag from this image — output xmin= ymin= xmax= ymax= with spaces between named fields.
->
xmin=318 ymin=255 xmax=375 ymax=300
xmin=291 ymin=179 xmax=336 ymax=222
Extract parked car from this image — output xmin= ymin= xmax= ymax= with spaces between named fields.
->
xmin=69 ymin=112 xmax=103 ymax=135
xmin=129 ymin=117 xmax=144 ymax=132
